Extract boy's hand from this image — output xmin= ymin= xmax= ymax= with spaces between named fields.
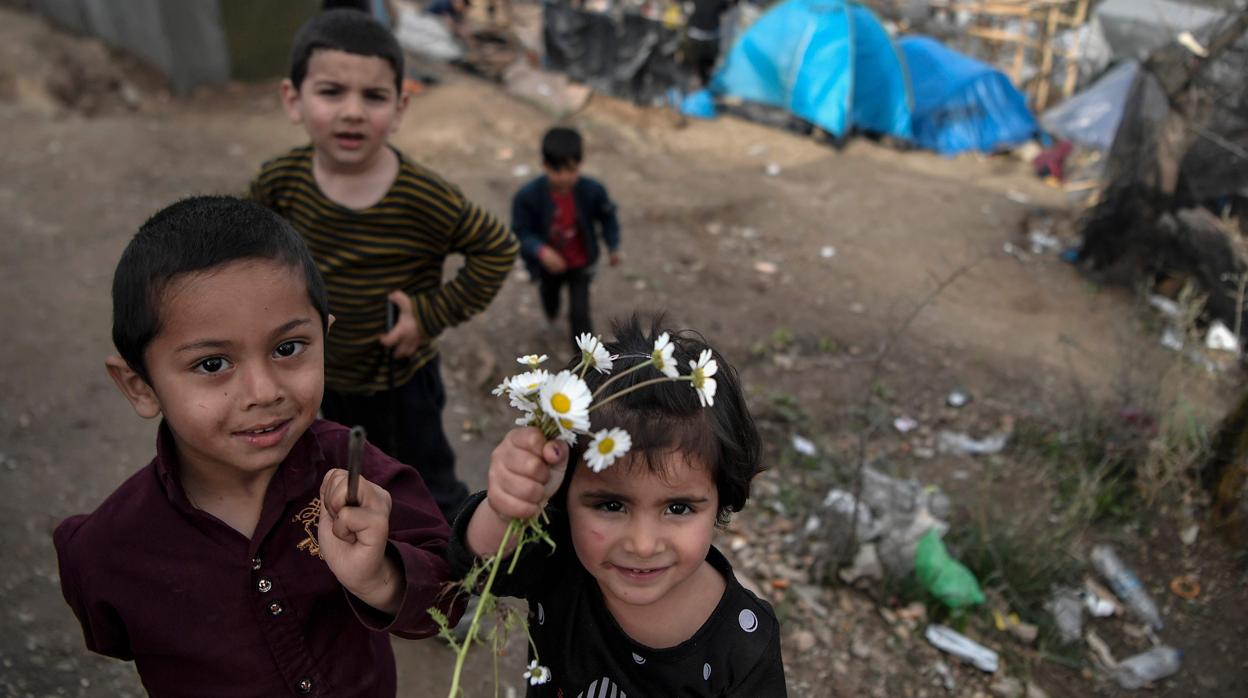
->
xmin=486 ymin=428 xmax=568 ymax=522
xmin=318 ymin=469 xmax=403 ymax=615
xmin=538 ymin=246 xmax=567 ymax=275
xmin=378 ymin=290 xmax=424 ymax=358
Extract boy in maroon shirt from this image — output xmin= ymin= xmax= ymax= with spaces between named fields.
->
xmin=512 ymin=127 xmax=621 ymax=351
xmin=53 ymin=196 xmax=461 ymax=697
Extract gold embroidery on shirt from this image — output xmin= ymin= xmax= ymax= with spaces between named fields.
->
xmin=293 ymin=498 xmax=324 ymax=559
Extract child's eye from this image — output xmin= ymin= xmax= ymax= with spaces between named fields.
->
xmin=594 ymin=501 xmax=624 ymax=513
xmin=667 ymin=503 xmax=693 ymax=516
xmin=274 ymin=340 xmax=307 ymax=359
xmin=365 ymin=92 xmax=391 ymax=102
xmin=193 ymin=356 xmax=232 ymax=374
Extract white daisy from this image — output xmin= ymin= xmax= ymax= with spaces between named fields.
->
xmin=540 ymin=370 xmax=591 ymax=436
xmin=651 ymin=332 xmax=679 ymax=378
xmin=689 ymin=349 xmax=718 ymax=407
xmin=517 ymin=354 xmax=548 ymax=369
xmin=585 ymin=428 xmax=632 ymax=472
xmin=576 ymin=333 xmax=615 ymax=374
xmin=523 ymin=660 xmax=551 ymax=686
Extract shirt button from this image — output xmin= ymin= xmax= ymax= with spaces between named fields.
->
xmin=257 ymin=578 xmax=273 ymax=593
xmin=297 ymin=678 xmax=313 ymax=694
xmin=268 ymin=602 xmax=284 ymax=616
xmin=251 ymin=556 xmax=262 ymax=571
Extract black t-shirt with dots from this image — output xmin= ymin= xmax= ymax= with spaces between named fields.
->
xmin=449 ymin=493 xmax=788 ymax=697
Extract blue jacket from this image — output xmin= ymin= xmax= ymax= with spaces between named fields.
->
xmin=512 ymin=175 xmax=620 ymax=278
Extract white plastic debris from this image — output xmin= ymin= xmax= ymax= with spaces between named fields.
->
xmin=820 ymin=245 xmax=837 ymax=259
xmin=1006 ymin=189 xmax=1030 ymax=204
xmin=1160 ymin=326 xmax=1184 ymax=351
xmin=1028 ymin=230 xmax=1061 ymax=254
xmin=791 ymin=435 xmax=817 ymax=457
xmin=511 ymin=164 xmax=532 ymax=178
xmin=765 ymin=162 xmax=782 ymax=176
xmin=1147 ymin=295 xmax=1181 ymax=318
xmin=893 ymin=417 xmax=918 ymax=434
xmin=925 ymin=625 xmax=998 ymax=673
xmin=938 ymin=430 xmax=1008 ymax=455
xmin=754 ymin=261 xmax=778 ymax=274
xmin=946 ymin=390 xmax=970 ymax=408
xmin=1205 ymin=320 xmax=1239 ymax=353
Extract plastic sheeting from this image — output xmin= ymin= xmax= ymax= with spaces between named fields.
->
xmin=1082 ymin=0 xmax=1225 ymax=77
xmin=1040 ymin=60 xmax=1139 ymax=151
xmin=710 ymin=0 xmax=912 ymax=140
xmin=542 ymin=4 xmax=685 ymax=106
xmin=900 ymin=35 xmax=1036 ymax=155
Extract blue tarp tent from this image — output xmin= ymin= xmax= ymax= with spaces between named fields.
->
xmin=710 ymin=0 xmax=912 ymax=140
xmin=900 ymin=36 xmax=1037 ymax=155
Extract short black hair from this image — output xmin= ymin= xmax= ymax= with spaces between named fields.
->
xmin=541 ymin=127 xmax=583 ymax=170
xmin=112 ymin=196 xmax=329 ymax=383
xmin=563 ymin=315 xmax=764 ymax=525
xmin=288 ymin=9 xmax=404 ymax=93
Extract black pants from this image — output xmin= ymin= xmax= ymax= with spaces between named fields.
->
xmin=684 ymin=36 xmax=720 ymax=87
xmin=320 ymin=357 xmax=468 ymax=523
xmin=539 ymin=266 xmax=594 ymax=347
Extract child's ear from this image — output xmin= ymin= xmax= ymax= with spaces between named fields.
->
xmin=391 ymin=91 xmax=411 ymax=133
xmin=105 ymin=355 xmax=162 ymax=419
xmin=327 ymin=314 xmax=335 ymax=334
xmin=280 ymin=79 xmax=303 ymax=124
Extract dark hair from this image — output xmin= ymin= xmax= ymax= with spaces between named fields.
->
xmin=289 ymin=9 xmax=404 ymax=93
xmin=541 ymin=127 xmax=583 ymax=170
xmin=563 ymin=315 xmax=764 ymax=525
xmin=112 ymin=196 xmax=329 ymax=383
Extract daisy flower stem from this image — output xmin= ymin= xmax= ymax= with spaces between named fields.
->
xmin=588 ymin=375 xmax=690 ymax=413
xmin=447 ymin=518 xmax=523 ymax=698
xmin=589 ymin=360 xmax=656 ymax=400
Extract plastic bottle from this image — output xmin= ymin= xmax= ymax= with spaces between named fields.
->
xmin=1089 ymin=545 xmax=1163 ymax=629
xmin=1112 ymin=646 xmax=1182 ymax=689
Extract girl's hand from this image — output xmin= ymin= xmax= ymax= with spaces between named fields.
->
xmin=485 ymin=427 xmax=568 ymax=522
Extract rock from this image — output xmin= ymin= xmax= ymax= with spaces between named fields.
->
xmin=791 ymin=629 xmax=817 ymax=652
xmin=1024 ymin=681 xmax=1049 ymax=698
xmin=850 ymin=636 xmax=873 ymax=659
xmin=989 ymin=677 xmax=1023 ymax=698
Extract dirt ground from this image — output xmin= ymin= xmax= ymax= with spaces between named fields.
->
xmin=2 ymin=5 xmax=1245 ymax=697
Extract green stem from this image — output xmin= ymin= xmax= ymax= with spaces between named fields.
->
xmin=590 ymin=359 xmax=655 ymax=400
xmin=447 ymin=519 xmax=521 ymax=698
xmin=589 ymin=375 xmax=689 ymax=413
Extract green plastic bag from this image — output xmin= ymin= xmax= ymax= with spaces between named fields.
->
xmin=914 ymin=529 xmax=985 ymax=609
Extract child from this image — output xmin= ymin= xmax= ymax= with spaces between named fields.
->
xmin=250 ymin=9 xmax=519 ymax=522
xmin=449 ymin=317 xmax=787 ymax=696
xmin=512 ymin=126 xmax=621 ymax=351
xmin=54 ymin=196 xmax=461 ymax=696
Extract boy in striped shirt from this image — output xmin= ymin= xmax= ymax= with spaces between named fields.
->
xmin=250 ymin=9 xmax=518 ymax=522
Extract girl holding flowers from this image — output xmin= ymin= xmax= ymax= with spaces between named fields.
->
xmin=447 ymin=317 xmax=787 ymax=696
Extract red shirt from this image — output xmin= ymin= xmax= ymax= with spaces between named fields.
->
xmin=549 ymin=190 xmax=590 ymax=270
xmin=54 ymin=420 xmax=462 ymax=697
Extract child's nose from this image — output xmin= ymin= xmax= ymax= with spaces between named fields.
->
xmin=624 ymin=519 xmax=663 ymax=557
xmin=241 ymin=363 xmax=283 ymax=408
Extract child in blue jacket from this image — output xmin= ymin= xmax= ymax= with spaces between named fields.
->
xmin=512 ymin=127 xmax=621 ymax=350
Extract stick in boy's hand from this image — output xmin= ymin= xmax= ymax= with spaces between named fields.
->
xmin=378 ymin=290 xmax=424 ymax=358
xmin=346 ymin=426 xmax=366 ymax=506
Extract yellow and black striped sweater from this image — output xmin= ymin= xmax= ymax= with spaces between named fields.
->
xmin=250 ymin=145 xmax=518 ymax=394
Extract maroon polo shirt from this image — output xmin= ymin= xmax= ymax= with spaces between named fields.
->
xmin=54 ymin=419 xmax=462 ymax=697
